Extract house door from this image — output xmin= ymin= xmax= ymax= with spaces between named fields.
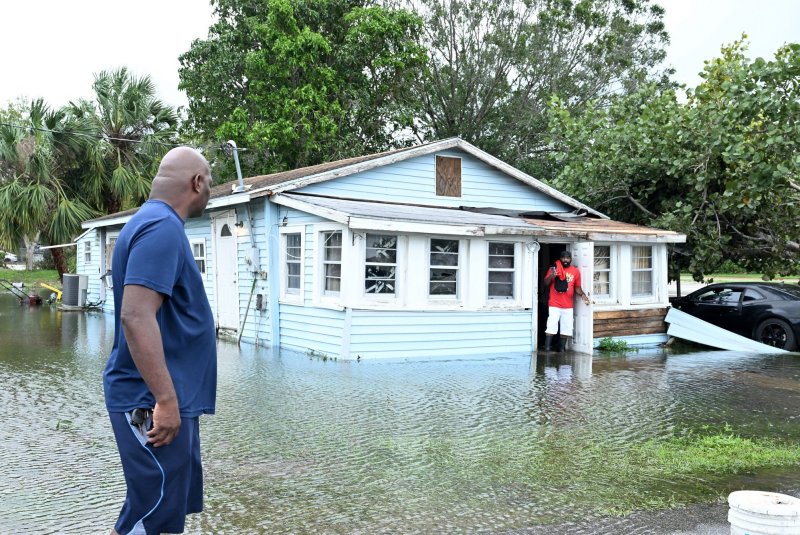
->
xmin=214 ymin=213 xmax=239 ymax=330
xmin=571 ymin=241 xmax=594 ymax=354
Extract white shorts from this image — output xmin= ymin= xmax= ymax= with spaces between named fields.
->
xmin=545 ymin=306 xmax=574 ymax=336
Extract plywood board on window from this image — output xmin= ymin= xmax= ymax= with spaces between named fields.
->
xmin=436 ymin=156 xmax=461 ymax=197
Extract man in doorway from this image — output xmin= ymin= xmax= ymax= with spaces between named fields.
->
xmin=543 ymin=250 xmax=590 ymax=352
xmin=104 ymin=146 xmax=216 ymax=535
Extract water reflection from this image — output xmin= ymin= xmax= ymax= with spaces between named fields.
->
xmin=1 ymin=293 xmax=799 ymax=534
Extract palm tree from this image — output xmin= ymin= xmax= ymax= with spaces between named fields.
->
xmin=0 ymin=99 xmax=96 ymax=275
xmin=71 ymin=67 xmax=179 ymax=215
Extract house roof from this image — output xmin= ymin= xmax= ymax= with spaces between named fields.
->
xmin=275 ymin=193 xmax=686 ymax=242
xmin=84 ymin=137 xmax=607 ymax=229
xmin=520 ymin=216 xmax=686 ymax=243
xmin=274 ymin=193 xmax=546 ymax=236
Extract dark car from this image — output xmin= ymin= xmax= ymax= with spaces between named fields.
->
xmin=670 ymin=282 xmax=800 ymax=351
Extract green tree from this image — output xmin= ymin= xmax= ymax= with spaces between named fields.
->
xmin=408 ymin=0 xmax=671 ymax=179
xmin=548 ymin=39 xmax=800 ymax=279
xmin=0 ymin=69 xmax=177 ymax=278
xmin=178 ymin=0 xmax=427 ymax=174
xmin=0 ymin=99 xmax=96 ymax=274
xmin=70 ymin=67 xmax=179 ymax=215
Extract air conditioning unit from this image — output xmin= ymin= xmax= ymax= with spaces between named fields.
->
xmin=63 ymin=274 xmax=88 ymax=307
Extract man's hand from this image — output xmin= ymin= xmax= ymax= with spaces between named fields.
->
xmin=147 ymin=398 xmax=181 ymax=447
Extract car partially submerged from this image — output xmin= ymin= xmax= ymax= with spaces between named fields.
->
xmin=670 ymin=282 xmax=800 ymax=351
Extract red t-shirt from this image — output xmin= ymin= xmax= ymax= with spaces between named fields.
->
xmin=547 ymin=265 xmax=582 ymax=309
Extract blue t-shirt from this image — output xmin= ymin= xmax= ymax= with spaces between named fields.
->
xmin=104 ymin=200 xmax=217 ymax=417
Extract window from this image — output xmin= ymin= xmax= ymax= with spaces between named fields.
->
xmin=429 ymin=239 xmax=459 ymax=296
xmin=191 ymin=239 xmax=207 ymax=276
xmin=593 ymin=245 xmax=611 ymax=297
xmin=488 ymin=242 xmax=515 ymax=299
xmin=697 ymin=288 xmax=742 ymax=304
xmin=631 ymin=245 xmax=653 ymax=296
xmin=105 ymin=237 xmax=117 ymax=270
xmin=84 ymin=242 xmax=91 ymax=263
xmin=436 ymin=155 xmax=461 ymax=197
xmin=364 ymin=234 xmax=397 ymax=294
xmin=322 ymin=231 xmax=342 ymax=294
xmin=285 ymin=233 xmax=302 ymax=294
xmin=743 ymin=288 xmax=765 ymax=302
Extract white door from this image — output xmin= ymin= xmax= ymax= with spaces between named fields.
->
xmin=571 ymin=241 xmax=594 ymax=354
xmin=214 ymin=213 xmax=239 ymax=330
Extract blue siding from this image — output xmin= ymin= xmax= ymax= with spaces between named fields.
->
xmin=279 ymin=304 xmax=345 ymax=356
xmin=280 ymin=207 xmax=326 ymax=226
xmin=76 ymin=230 xmax=104 ymax=306
xmin=594 ymin=333 xmax=668 ymax=349
xmin=296 ymin=151 xmax=571 ymax=212
xmin=348 ymin=310 xmax=533 ymax=359
xmin=235 ymin=200 xmax=271 ymax=345
xmin=185 ymin=217 xmax=215 ymax=312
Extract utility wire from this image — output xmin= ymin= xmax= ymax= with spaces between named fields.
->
xmin=0 ymin=121 xmax=249 ymax=152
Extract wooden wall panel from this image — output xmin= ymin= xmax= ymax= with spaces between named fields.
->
xmin=593 ymin=307 xmax=668 ymax=338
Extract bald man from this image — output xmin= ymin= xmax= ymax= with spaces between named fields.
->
xmin=104 ymin=147 xmax=216 ymax=535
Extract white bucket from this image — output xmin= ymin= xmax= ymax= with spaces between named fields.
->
xmin=728 ymin=491 xmax=800 ymax=534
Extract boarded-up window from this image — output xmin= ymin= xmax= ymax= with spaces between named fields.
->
xmin=436 ymin=156 xmax=461 ymax=197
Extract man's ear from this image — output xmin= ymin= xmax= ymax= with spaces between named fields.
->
xmin=191 ymin=174 xmax=202 ymax=192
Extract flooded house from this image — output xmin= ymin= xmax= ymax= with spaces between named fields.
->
xmin=76 ymin=138 xmax=685 ymax=358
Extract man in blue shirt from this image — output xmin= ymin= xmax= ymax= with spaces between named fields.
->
xmin=105 ymin=146 xmax=216 ymax=535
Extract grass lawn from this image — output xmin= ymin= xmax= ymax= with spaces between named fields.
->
xmin=0 ymin=268 xmax=61 ymax=288
xmin=680 ymin=273 xmax=798 ymax=283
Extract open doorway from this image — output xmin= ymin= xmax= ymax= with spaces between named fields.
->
xmin=537 ymin=242 xmax=569 ymax=350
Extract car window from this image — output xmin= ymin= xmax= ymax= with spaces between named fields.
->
xmin=743 ymin=288 xmax=765 ymax=302
xmin=772 ymin=285 xmax=800 ymax=300
xmin=718 ymin=290 xmax=742 ymax=304
xmin=695 ymin=288 xmax=741 ymax=304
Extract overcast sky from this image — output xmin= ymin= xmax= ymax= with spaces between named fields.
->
xmin=1 ymin=0 xmax=798 ymax=109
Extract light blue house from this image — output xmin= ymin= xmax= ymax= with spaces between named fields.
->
xmin=77 ymin=138 xmax=685 ymax=358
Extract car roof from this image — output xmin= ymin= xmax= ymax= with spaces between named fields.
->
xmin=692 ymin=281 xmax=800 ymax=298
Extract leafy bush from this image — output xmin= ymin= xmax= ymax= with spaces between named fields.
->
xmin=597 ymin=337 xmax=636 ymax=353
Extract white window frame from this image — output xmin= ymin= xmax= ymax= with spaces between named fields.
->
xmin=313 ymin=224 xmax=347 ymax=305
xmin=592 ymin=243 xmax=614 ymax=303
xmin=104 ymin=232 xmax=119 ymax=289
xmin=486 ymin=240 xmax=521 ymax=303
xmin=84 ymin=241 xmax=92 ymax=264
xmin=427 ymin=237 xmax=463 ymax=302
xmin=631 ymin=244 xmax=655 ymax=302
xmin=279 ymin=226 xmax=304 ymax=304
xmin=190 ymin=238 xmax=207 ymax=278
xmin=363 ymin=233 xmax=399 ymax=299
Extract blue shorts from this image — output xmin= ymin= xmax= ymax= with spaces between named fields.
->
xmin=108 ymin=411 xmax=203 ymax=535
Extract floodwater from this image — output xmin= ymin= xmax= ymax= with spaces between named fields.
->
xmin=1 ymin=292 xmax=800 ymax=534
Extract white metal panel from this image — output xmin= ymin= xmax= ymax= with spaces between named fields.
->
xmin=571 ymin=241 xmax=594 ymax=354
xmin=665 ymin=308 xmax=788 ymax=354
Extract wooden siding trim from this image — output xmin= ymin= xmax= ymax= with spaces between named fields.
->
xmin=593 ymin=307 xmax=668 ymax=338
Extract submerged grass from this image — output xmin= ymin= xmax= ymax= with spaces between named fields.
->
xmin=346 ymin=424 xmax=800 ymax=522
xmin=642 ymin=426 xmax=800 ymax=476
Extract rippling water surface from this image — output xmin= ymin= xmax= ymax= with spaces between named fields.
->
xmin=1 ymin=293 xmax=799 ymax=534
